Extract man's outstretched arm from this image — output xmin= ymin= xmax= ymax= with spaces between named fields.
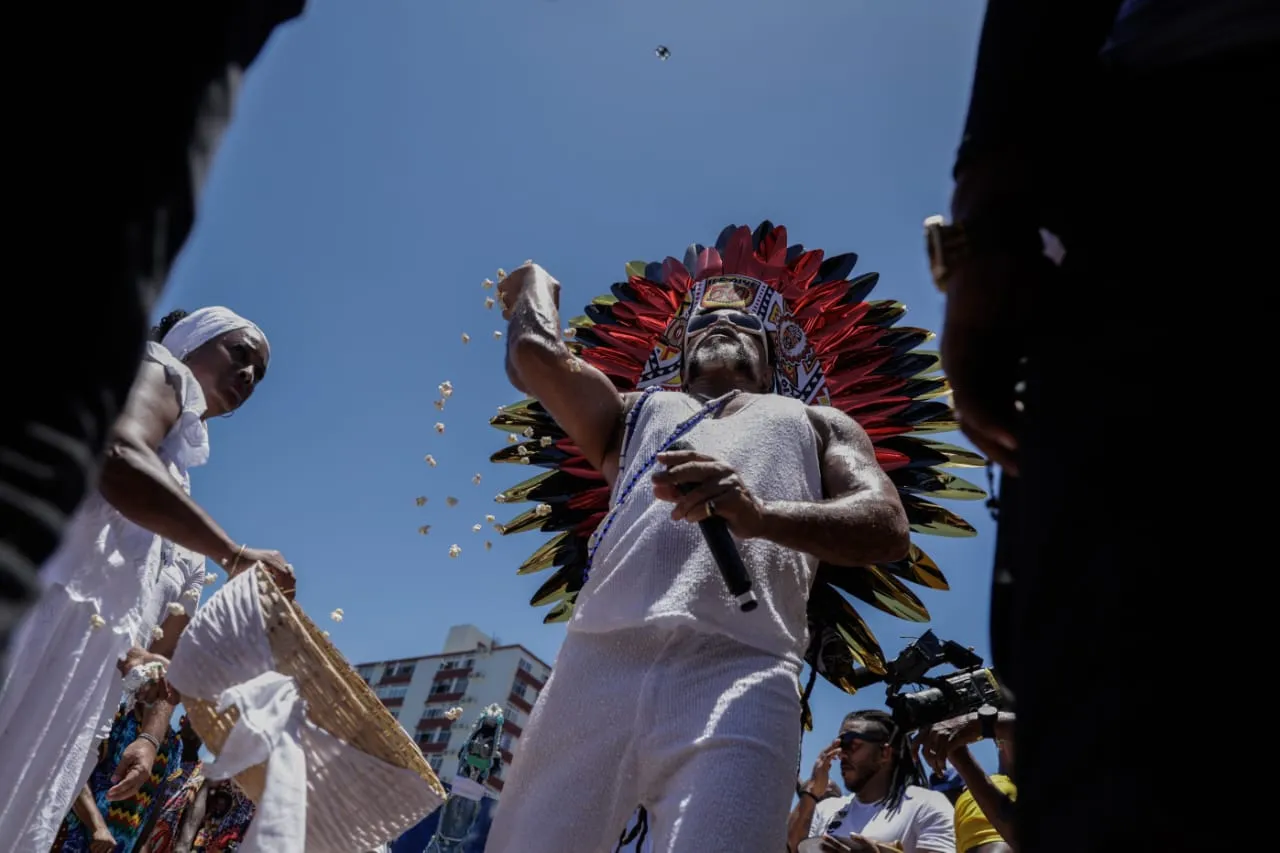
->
xmin=501 ymin=263 xmax=629 ymax=486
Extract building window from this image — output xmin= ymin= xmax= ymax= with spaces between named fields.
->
xmin=356 ymin=665 xmax=376 ymax=681
xmin=518 ymin=659 xmax=532 ymax=674
xmin=422 ymin=708 xmax=444 ymax=720
xmin=500 ymin=733 xmax=513 ymax=752
xmin=511 ymin=681 xmax=528 ymax=699
xmin=464 ymin=658 xmax=474 ymax=669
xmin=376 ymin=684 xmax=408 ymax=701
xmin=386 ymin=661 xmax=415 ymax=679
xmin=431 ymin=680 xmax=454 ymax=695
xmin=429 ymin=756 xmax=443 ymax=773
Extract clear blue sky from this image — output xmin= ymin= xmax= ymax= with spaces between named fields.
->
xmin=157 ymin=0 xmax=997 ymax=782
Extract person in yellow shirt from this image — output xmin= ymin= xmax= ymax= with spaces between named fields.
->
xmin=917 ymin=710 xmax=1017 ymax=853
xmin=954 ymin=763 xmax=1016 ymax=853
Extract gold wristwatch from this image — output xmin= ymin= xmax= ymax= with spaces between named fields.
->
xmin=925 ymin=214 xmax=1047 ymax=293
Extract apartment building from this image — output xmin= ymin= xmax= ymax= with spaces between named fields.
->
xmin=354 ymin=624 xmax=552 ymax=796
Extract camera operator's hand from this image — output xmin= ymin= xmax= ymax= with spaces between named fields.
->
xmin=914 ymin=712 xmax=982 ymax=774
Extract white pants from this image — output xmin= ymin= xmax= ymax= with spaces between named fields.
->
xmin=485 ymin=625 xmax=802 ymax=853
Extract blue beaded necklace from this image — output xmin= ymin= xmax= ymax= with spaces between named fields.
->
xmin=584 ymin=388 xmax=738 ymax=582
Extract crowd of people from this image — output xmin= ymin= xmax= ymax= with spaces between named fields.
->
xmin=2 ymin=0 xmax=1274 ymax=851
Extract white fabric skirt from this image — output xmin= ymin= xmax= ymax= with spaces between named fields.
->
xmin=0 ymin=585 xmax=128 ymax=849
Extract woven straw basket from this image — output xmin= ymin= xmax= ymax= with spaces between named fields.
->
xmin=183 ymin=566 xmax=445 ymax=803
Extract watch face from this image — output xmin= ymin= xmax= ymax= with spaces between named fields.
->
xmin=924 ymin=219 xmax=948 ymax=284
xmin=924 ymin=218 xmax=945 ymax=265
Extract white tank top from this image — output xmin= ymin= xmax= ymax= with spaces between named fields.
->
xmin=570 ymin=390 xmax=824 ymax=663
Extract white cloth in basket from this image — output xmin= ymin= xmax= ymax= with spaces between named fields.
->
xmin=167 ymin=570 xmax=443 ymax=853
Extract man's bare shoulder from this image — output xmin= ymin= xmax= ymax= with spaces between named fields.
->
xmin=803 ymin=404 xmax=870 ymax=447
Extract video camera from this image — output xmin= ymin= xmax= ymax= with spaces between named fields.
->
xmin=848 ymin=630 xmax=1004 ymax=730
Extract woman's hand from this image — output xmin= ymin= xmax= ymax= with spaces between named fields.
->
xmin=236 ymin=547 xmax=296 ymax=598
xmin=90 ymin=825 xmax=117 ymax=853
xmin=108 ymin=737 xmax=158 ymax=801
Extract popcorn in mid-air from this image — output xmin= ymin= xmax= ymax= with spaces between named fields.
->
xmin=330 ymin=608 xmax=344 ymax=623
xmin=435 ymin=422 xmax=445 ymax=434
xmin=449 ymin=544 xmax=461 ymax=558
xmin=425 ymin=455 xmax=437 ymax=467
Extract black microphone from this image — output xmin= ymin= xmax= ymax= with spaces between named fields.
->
xmin=666 ymin=439 xmax=758 ymax=612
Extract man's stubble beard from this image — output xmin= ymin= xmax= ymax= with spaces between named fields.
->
xmin=685 ymin=337 xmax=757 ymax=386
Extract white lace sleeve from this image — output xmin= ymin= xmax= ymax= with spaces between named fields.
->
xmin=175 ymin=548 xmax=208 ymax=617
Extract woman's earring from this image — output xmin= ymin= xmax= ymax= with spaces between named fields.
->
xmin=221 ymin=410 xmax=236 ymax=419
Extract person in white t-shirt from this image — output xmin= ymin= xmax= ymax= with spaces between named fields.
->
xmin=787 ymin=710 xmax=955 ymax=853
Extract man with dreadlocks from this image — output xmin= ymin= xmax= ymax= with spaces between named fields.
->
xmin=789 ymin=710 xmax=954 ymax=853
xmin=484 ymin=257 xmax=912 ymax=853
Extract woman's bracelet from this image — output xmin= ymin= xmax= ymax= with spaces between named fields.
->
xmin=221 ymin=543 xmax=247 ymax=576
xmin=135 ymin=732 xmax=162 ymax=750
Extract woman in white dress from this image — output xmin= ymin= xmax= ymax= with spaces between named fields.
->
xmin=0 ymin=306 xmax=296 ymax=850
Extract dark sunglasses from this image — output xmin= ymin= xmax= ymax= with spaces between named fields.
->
xmin=839 ymin=731 xmax=888 ymax=750
xmin=686 ymin=311 xmax=764 ymax=335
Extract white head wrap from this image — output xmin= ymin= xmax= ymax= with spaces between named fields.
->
xmin=160 ymin=306 xmax=271 ymax=363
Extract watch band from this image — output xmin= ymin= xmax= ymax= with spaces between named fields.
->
xmin=978 ymin=705 xmax=999 ymax=740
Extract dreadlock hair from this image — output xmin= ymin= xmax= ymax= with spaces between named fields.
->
xmin=842 ymin=709 xmax=925 ymax=812
xmin=149 ymin=309 xmax=189 ymax=343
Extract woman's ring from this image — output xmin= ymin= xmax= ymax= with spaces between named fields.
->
xmin=705 ymin=499 xmax=716 ymax=518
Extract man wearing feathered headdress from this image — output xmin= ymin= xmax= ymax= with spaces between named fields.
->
xmin=484 ymin=247 xmax=913 ymax=853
